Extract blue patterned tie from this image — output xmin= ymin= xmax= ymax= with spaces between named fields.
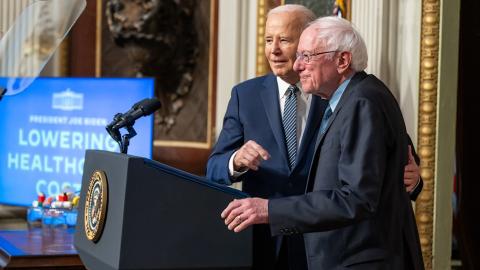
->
xmin=320 ymin=105 xmax=332 ymax=134
xmin=283 ymin=85 xmax=298 ymax=169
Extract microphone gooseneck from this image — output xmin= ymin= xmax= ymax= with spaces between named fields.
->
xmin=106 ymin=98 xmax=161 ymax=154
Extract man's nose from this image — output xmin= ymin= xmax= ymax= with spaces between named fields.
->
xmin=293 ymin=57 xmax=303 ymax=72
xmin=271 ymin=40 xmax=281 ymax=54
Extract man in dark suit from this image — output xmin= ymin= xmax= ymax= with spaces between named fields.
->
xmin=208 ymin=5 xmax=320 ymax=270
xmin=221 ymin=16 xmax=424 ymax=269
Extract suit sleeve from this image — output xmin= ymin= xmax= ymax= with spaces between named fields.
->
xmin=206 ymin=86 xmax=245 ymax=185
xmin=269 ymin=98 xmax=393 ymax=235
xmin=407 ymin=135 xmax=423 ymax=201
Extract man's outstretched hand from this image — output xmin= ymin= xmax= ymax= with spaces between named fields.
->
xmin=221 ymin=198 xmax=269 ymax=232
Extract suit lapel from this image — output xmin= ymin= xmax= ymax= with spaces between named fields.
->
xmin=307 ymin=72 xmax=368 ymax=189
xmin=313 ymin=72 xmax=368 ymax=150
xmin=296 ymin=95 xmax=327 ymax=167
xmin=260 ymin=75 xmax=289 ymax=167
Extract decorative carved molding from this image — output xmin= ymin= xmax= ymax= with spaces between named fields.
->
xmin=416 ymin=0 xmax=440 ymax=268
xmin=256 ymin=0 xmax=279 ymax=76
xmin=256 ymin=0 xmax=268 ymax=76
xmin=95 ymin=0 xmax=102 ymax=77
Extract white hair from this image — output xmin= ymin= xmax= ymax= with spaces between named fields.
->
xmin=267 ymin=4 xmax=316 ymax=30
xmin=309 ymin=16 xmax=368 ymax=71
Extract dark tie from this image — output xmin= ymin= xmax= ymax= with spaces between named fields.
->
xmin=319 ymin=105 xmax=332 ymax=134
xmin=283 ymin=85 xmax=298 ymax=169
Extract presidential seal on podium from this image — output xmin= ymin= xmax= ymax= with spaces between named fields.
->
xmin=84 ymin=170 xmax=108 ymax=243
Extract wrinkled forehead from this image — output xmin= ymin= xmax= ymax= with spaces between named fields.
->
xmin=298 ymin=28 xmax=319 ymax=50
xmin=299 ymin=26 xmax=331 ymax=51
xmin=266 ymin=11 xmax=305 ymax=33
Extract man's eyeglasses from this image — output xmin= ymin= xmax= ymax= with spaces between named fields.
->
xmin=295 ymin=50 xmax=337 ymax=64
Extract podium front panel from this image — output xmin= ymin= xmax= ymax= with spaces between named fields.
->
xmin=75 ymin=150 xmax=252 ymax=270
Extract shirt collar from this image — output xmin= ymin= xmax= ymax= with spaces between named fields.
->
xmin=328 ymin=76 xmax=353 ymax=112
xmin=276 ymin=76 xmax=310 ymax=100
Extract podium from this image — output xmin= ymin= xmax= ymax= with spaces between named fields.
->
xmin=74 ymin=150 xmax=252 ymax=270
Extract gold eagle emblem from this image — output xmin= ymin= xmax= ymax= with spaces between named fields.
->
xmin=84 ymin=170 xmax=108 ymax=242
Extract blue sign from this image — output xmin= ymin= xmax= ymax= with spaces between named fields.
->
xmin=0 ymin=77 xmax=155 ymax=206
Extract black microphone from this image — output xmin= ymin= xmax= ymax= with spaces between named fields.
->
xmin=0 ymin=87 xmax=6 ymax=101
xmin=106 ymin=98 xmax=161 ymax=141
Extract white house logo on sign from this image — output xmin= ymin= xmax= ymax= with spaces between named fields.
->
xmin=52 ymin=89 xmax=84 ymax=111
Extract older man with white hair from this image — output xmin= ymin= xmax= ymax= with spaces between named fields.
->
xmin=221 ymin=16 xmax=424 ymax=270
xmin=209 ymin=5 xmax=323 ymax=270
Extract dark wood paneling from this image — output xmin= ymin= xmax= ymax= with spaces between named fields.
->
xmin=69 ymin=0 xmax=97 ymax=77
xmin=154 ymin=147 xmax=210 ymax=176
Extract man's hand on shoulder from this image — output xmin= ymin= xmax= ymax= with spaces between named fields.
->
xmin=404 ymin=145 xmax=420 ymax=193
xmin=233 ymin=140 xmax=270 ymax=171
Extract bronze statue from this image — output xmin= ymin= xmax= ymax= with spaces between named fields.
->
xmin=106 ymin=0 xmax=198 ymax=133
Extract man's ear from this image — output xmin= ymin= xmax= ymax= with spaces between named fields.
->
xmin=337 ymin=51 xmax=352 ymax=73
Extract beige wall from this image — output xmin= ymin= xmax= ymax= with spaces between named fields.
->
xmin=0 ymin=0 xmax=32 ymax=34
xmin=215 ymin=0 xmax=258 ymax=139
xmin=352 ymin=0 xmax=421 ymax=145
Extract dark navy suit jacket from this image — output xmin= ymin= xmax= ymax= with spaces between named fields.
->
xmin=206 ymin=73 xmax=327 ymax=269
xmin=269 ymin=72 xmax=424 ymax=270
